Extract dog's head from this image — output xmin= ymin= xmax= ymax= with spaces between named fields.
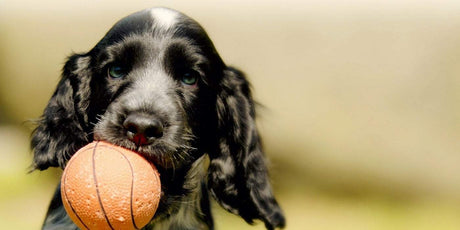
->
xmin=32 ymin=8 xmax=284 ymax=229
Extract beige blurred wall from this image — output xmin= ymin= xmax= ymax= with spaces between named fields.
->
xmin=1 ymin=0 xmax=460 ymax=205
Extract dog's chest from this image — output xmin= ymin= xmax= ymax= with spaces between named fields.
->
xmin=149 ymin=155 xmax=210 ymax=230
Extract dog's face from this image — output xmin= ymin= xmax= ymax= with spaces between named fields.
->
xmin=91 ymin=9 xmax=222 ymax=169
xmin=32 ymin=8 xmax=285 ymax=229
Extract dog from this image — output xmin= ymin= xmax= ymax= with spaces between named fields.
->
xmin=31 ymin=7 xmax=285 ymax=230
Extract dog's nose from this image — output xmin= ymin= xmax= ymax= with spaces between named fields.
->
xmin=123 ymin=113 xmax=164 ymax=146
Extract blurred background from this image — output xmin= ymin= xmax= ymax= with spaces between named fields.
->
xmin=1 ymin=0 xmax=459 ymax=229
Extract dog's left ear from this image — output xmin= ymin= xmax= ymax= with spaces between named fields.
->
xmin=207 ymin=67 xmax=285 ymax=229
xmin=31 ymin=54 xmax=92 ymax=171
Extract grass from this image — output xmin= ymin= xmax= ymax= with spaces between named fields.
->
xmin=2 ymin=168 xmax=460 ymax=229
xmin=1 ymin=128 xmax=460 ymax=229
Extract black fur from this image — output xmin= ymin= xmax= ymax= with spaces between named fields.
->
xmin=32 ymin=7 xmax=285 ymax=230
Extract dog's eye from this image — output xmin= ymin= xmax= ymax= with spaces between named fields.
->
xmin=181 ymin=71 xmax=199 ymax=86
xmin=182 ymin=71 xmax=198 ymax=86
xmin=108 ymin=65 xmax=127 ymax=79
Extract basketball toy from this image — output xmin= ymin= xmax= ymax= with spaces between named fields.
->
xmin=60 ymin=141 xmax=161 ymax=230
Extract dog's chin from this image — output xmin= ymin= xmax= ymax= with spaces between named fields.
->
xmin=93 ymin=134 xmax=193 ymax=170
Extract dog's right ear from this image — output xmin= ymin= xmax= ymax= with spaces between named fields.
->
xmin=31 ymin=53 xmax=92 ymax=171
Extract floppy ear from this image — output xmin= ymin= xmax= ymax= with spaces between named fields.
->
xmin=207 ymin=67 xmax=285 ymax=229
xmin=31 ymin=54 xmax=92 ymax=171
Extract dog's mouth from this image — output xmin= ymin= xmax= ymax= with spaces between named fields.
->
xmin=93 ymin=125 xmax=195 ymax=170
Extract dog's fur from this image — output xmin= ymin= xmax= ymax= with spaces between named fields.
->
xmin=31 ymin=7 xmax=285 ymax=230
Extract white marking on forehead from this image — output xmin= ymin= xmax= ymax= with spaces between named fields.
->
xmin=150 ymin=8 xmax=179 ymax=30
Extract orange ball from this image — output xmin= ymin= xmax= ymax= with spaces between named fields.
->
xmin=61 ymin=141 xmax=161 ymax=230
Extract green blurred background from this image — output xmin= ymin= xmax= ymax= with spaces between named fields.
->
xmin=1 ymin=0 xmax=460 ymax=229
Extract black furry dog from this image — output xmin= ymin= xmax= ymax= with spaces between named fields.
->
xmin=31 ymin=7 xmax=285 ymax=230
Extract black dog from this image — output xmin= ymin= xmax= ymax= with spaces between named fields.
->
xmin=31 ymin=7 xmax=285 ymax=230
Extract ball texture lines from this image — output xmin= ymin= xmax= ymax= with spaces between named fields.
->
xmin=61 ymin=141 xmax=161 ymax=230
